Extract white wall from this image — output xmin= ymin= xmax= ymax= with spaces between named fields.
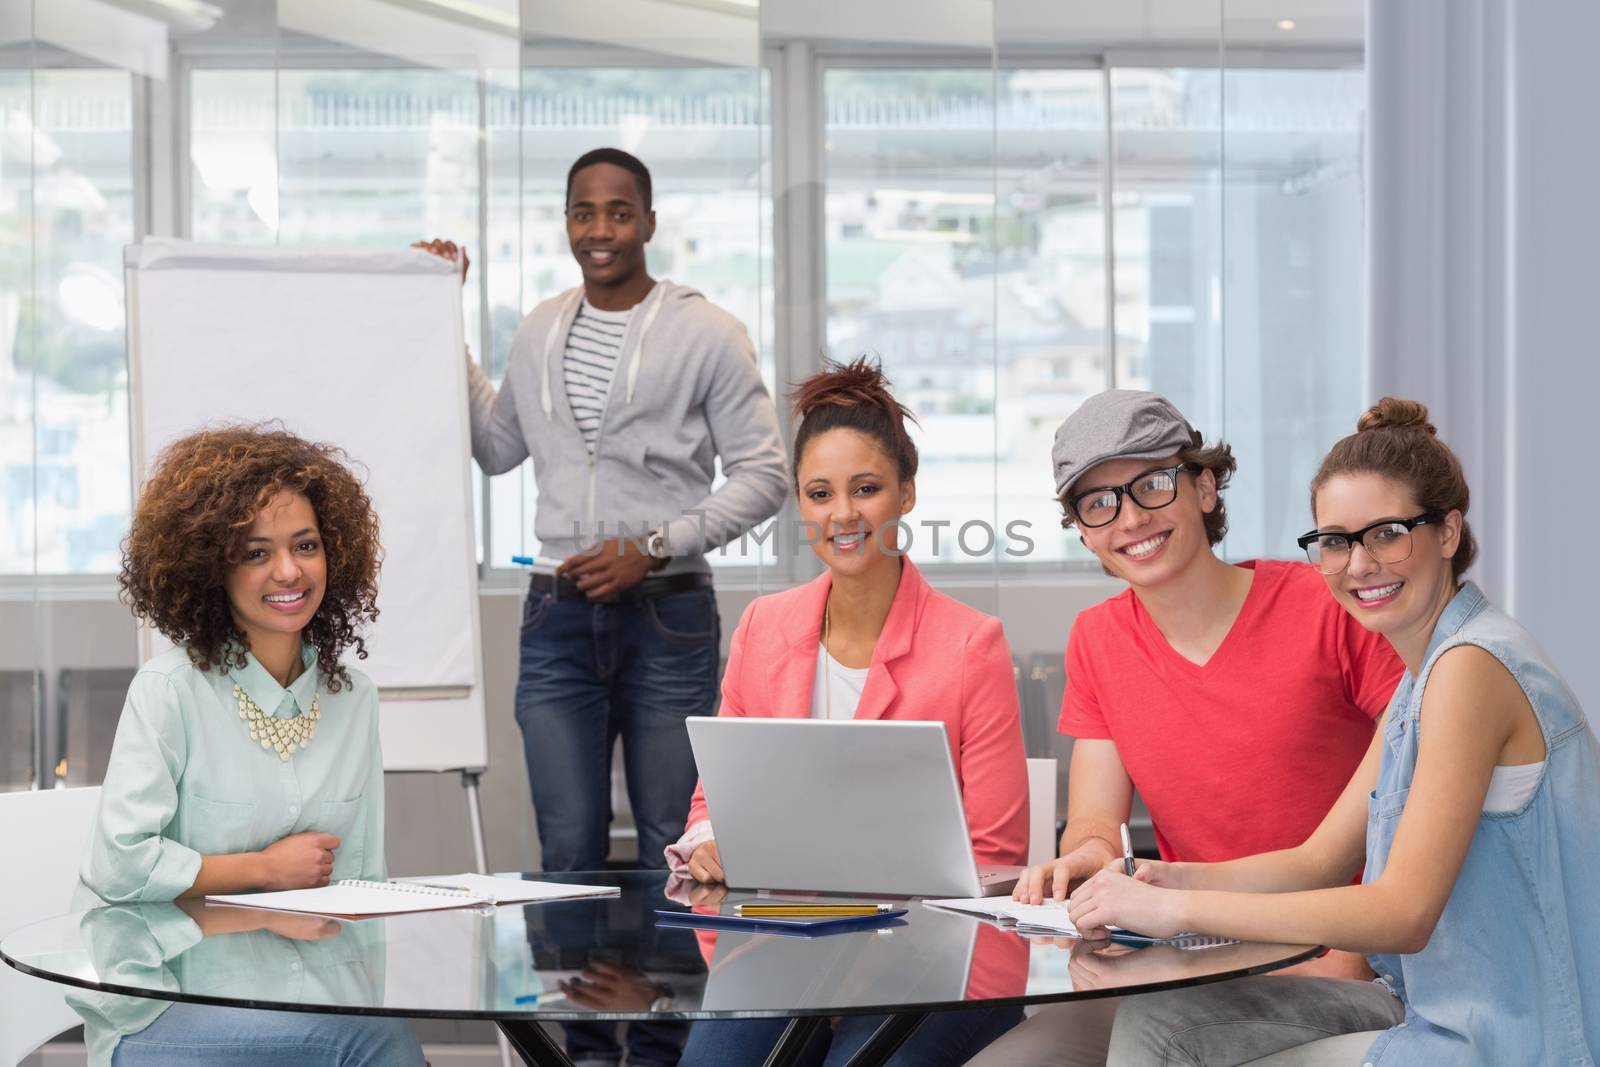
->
xmin=1367 ymin=0 xmax=1600 ymax=716
xmin=1505 ymin=1 xmax=1600 ymax=716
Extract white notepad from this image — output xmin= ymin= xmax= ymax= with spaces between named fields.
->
xmin=207 ymin=875 xmax=619 ymax=918
xmin=923 ymin=897 xmax=1085 ymax=935
xmin=922 ymin=898 xmax=1237 ymax=948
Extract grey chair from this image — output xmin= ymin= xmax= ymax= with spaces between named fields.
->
xmin=1026 ymin=650 xmax=1157 ymax=855
xmin=56 ymin=667 xmax=136 ymax=787
xmin=1023 ymin=649 xmax=1070 ymax=777
xmin=0 ymin=670 xmax=43 ymax=790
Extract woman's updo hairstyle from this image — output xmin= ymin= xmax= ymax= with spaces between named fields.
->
xmin=1310 ymin=397 xmax=1476 ymax=579
xmin=791 ymin=357 xmax=919 ymax=485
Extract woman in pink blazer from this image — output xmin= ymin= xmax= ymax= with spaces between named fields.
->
xmin=671 ymin=358 xmax=1027 ymax=1067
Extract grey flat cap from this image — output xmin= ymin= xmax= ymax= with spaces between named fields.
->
xmin=1051 ymin=389 xmax=1197 ymax=498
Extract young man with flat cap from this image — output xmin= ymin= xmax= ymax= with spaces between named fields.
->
xmin=967 ymin=390 xmax=1403 ymax=1067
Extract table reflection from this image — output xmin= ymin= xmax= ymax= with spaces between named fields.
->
xmin=62 ymin=893 xmax=390 ymax=1065
xmin=0 ymin=871 xmax=1318 ymax=1027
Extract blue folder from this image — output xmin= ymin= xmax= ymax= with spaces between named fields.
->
xmin=654 ymin=908 xmax=909 ymax=937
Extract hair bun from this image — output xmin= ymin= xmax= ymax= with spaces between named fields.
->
xmin=792 ymin=356 xmax=902 ymax=421
xmin=1358 ymin=397 xmax=1435 ymax=435
xmin=790 ymin=356 xmax=921 ymax=483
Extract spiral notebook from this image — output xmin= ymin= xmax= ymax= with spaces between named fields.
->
xmin=920 ymin=898 xmax=1236 ymax=947
xmin=206 ymin=875 xmax=619 ymax=919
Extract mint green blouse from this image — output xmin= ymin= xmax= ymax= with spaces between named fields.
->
xmin=81 ymin=643 xmax=387 ymax=903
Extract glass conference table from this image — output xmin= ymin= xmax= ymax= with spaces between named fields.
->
xmin=2 ymin=871 xmax=1318 ymax=1067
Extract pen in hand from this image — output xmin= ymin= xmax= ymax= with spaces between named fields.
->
xmin=1120 ymin=822 xmax=1136 ymax=878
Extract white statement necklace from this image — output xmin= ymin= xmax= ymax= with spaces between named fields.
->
xmin=235 ymin=684 xmax=320 ymax=761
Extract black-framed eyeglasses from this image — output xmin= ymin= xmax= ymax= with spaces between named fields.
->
xmin=1295 ymin=512 xmax=1444 ymax=575
xmin=1068 ymin=463 xmax=1190 ymax=529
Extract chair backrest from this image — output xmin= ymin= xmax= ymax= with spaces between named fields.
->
xmin=1016 ymin=654 xmax=1056 ymax=759
xmin=1025 ymin=758 xmax=1058 ymax=867
xmin=0 ymin=670 xmax=42 ymax=790
xmin=0 ymin=786 xmax=103 ymax=1065
xmin=58 ymin=667 xmax=136 ymax=787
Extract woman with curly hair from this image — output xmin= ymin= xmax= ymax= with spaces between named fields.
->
xmin=76 ymin=424 xmax=424 ymax=1066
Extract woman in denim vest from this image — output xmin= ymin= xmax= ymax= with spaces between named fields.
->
xmin=1062 ymin=398 xmax=1600 ymax=1065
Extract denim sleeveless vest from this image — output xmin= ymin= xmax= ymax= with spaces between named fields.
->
xmin=1362 ymin=582 xmax=1600 ymax=1065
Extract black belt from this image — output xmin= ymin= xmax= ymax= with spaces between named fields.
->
xmin=528 ymin=570 xmax=713 ymax=605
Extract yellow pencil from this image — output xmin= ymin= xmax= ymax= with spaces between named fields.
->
xmin=732 ymin=904 xmax=889 ymax=917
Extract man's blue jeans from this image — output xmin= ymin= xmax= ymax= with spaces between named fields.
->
xmin=514 ymin=584 xmax=719 ymax=1066
xmin=514 ymin=584 xmax=720 ymax=872
xmin=679 ymin=1005 xmax=1025 ymax=1066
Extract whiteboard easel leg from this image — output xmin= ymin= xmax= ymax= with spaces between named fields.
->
xmin=461 ymin=767 xmax=511 ymax=1066
xmin=461 ymin=768 xmax=489 ymax=875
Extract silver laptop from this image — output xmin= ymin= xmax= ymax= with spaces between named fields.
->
xmin=686 ymin=718 xmax=1024 ymax=897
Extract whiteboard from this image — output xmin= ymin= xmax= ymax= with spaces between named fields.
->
xmin=125 ymin=239 xmax=488 ymax=773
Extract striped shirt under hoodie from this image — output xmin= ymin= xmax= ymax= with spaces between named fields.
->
xmin=563 ymin=300 xmax=634 ymax=454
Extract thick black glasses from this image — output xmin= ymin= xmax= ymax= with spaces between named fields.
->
xmin=1296 ymin=512 xmax=1444 ymax=575
xmin=1069 ymin=464 xmax=1188 ymax=529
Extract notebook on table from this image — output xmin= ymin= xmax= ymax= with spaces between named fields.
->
xmin=922 ymin=896 xmax=1087 ymax=934
xmin=206 ymin=874 xmax=619 ymax=919
xmin=921 ymin=898 xmax=1236 ymax=948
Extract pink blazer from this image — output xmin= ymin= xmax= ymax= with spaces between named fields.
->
xmin=685 ymin=558 xmax=1028 ymax=866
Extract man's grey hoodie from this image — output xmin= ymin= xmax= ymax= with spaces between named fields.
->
xmin=466 ymin=280 xmax=788 ymax=575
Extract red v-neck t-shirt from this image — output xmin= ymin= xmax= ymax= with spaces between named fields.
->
xmin=1060 ymin=559 xmax=1404 ymax=864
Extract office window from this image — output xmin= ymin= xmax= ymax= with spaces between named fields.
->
xmin=0 ymin=70 xmax=134 ymax=575
xmin=490 ymin=67 xmax=772 ymax=572
xmin=995 ymin=69 xmax=1109 ymax=564
xmin=191 ymin=69 xmax=485 ymax=342
xmin=9 ymin=47 xmax=1355 ymax=580
xmin=825 ymin=64 xmax=1363 ymax=565
xmin=1113 ymin=67 xmax=1364 ymax=559
xmin=189 ymin=70 xmax=276 ymax=245
xmin=823 ymin=69 xmax=1002 ymax=565
xmin=826 ymin=67 xmax=1115 ymax=565
xmin=187 ymin=65 xmax=772 ymax=575
xmin=1216 ymin=68 xmax=1365 ymax=559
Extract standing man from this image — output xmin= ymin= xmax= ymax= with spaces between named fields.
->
xmin=421 ymin=147 xmax=785 ymax=1067
xmin=420 ymin=146 xmax=785 ymax=873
